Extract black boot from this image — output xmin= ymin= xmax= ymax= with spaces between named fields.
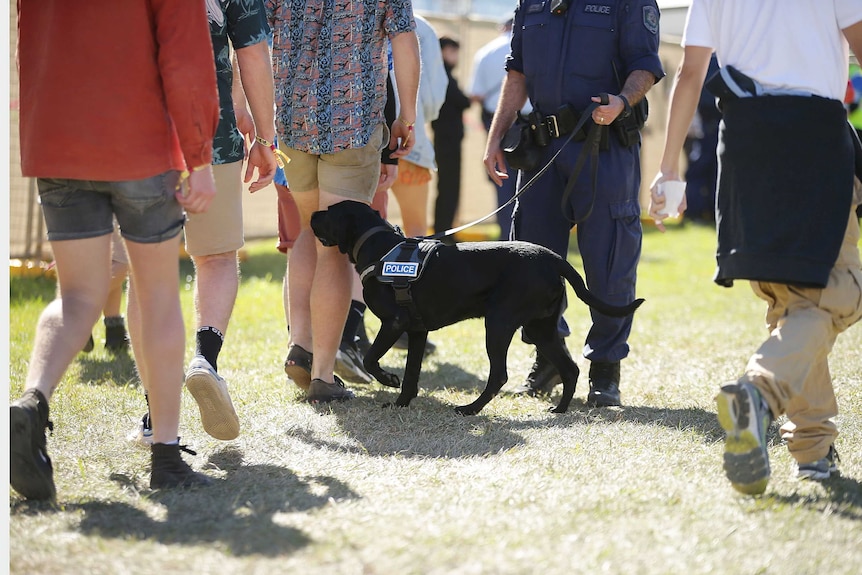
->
xmin=104 ymin=316 xmax=129 ymax=352
xmin=511 ymin=348 xmax=564 ymax=396
xmin=150 ymin=442 xmax=213 ymax=490
xmin=10 ymin=388 xmax=56 ymax=501
xmin=587 ymin=361 xmax=621 ymax=407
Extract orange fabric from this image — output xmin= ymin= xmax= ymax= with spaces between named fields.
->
xmin=395 ymin=159 xmax=432 ymax=186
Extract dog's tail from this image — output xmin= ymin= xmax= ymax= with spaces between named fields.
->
xmin=558 ymin=260 xmax=644 ymax=317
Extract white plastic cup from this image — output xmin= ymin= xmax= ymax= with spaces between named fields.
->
xmin=657 ymin=180 xmax=686 ymax=218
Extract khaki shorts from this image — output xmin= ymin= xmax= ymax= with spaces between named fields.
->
xmin=184 ymin=161 xmax=244 ymax=257
xmin=281 ymin=123 xmax=387 ymax=202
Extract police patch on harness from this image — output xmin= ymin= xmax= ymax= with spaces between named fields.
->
xmin=643 ymin=5 xmax=658 ymax=34
xmin=382 ymin=261 xmax=419 ymax=278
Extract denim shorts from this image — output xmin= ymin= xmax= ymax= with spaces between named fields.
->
xmin=37 ymin=171 xmax=185 ymax=244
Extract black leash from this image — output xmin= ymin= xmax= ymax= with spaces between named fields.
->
xmin=420 ymin=94 xmax=610 ymax=241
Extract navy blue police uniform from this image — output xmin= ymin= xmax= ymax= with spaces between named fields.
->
xmin=508 ymin=0 xmax=663 ymax=368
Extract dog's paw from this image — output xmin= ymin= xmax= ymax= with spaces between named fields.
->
xmin=377 ymin=372 xmax=401 ymax=388
xmin=454 ymin=405 xmax=480 ymax=416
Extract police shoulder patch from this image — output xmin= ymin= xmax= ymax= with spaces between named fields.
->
xmin=643 ymin=5 xmax=659 ymax=35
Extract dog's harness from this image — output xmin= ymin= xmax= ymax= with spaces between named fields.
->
xmin=358 ymin=234 xmax=442 ymax=330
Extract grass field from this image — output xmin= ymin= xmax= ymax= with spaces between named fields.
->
xmin=8 ymin=222 xmax=862 ymax=575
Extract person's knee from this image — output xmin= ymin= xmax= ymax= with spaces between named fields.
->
xmin=192 ymin=251 xmax=238 ymax=270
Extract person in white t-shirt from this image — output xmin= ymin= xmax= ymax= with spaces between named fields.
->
xmin=650 ymin=0 xmax=862 ymax=495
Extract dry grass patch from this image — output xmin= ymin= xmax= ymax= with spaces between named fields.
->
xmin=9 ymin=224 xmax=862 ymax=574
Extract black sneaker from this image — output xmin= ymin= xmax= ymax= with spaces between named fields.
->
xmin=150 ymin=442 xmax=213 ymax=490
xmin=307 ymin=375 xmax=355 ymax=403
xmin=393 ymin=333 xmax=436 ymax=355
xmin=509 ymin=352 xmax=562 ymax=396
xmin=10 ymin=389 xmax=56 ymax=501
xmin=335 ymin=341 xmax=374 ymax=384
xmin=586 ymin=361 xmax=621 ymax=407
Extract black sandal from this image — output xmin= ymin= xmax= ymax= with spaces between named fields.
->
xmin=284 ymin=344 xmax=313 ymax=391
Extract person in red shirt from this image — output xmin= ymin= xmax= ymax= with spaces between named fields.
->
xmin=10 ymin=0 xmax=221 ymax=501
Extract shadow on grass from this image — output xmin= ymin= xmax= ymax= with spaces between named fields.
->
xmin=74 ymin=351 xmax=141 ymax=387
xmin=10 ymin=446 xmax=357 ymax=557
xmin=759 ymin=475 xmax=862 ymax=522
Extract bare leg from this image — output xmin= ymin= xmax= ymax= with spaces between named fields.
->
xmin=291 ymin=188 xmax=355 ymax=383
xmin=192 ymin=251 xmax=238 ymax=336
xmin=124 ymin=237 xmax=186 ymax=445
xmin=25 ymin=236 xmax=112 ymax=399
xmin=390 ymin=179 xmax=429 ymax=238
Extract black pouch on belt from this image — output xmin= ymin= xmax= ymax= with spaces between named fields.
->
xmin=502 ymin=113 xmax=541 ymax=172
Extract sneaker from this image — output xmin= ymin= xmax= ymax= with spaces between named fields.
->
xmin=185 ymin=355 xmax=240 ymax=441
xmin=509 ymin=352 xmax=562 ymax=396
xmin=586 ymin=361 xmax=621 ymax=407
xmin=335 ymin=342 xmax=374 ymax=384
xmin=393 ymin=333 xmax=436 ymax=355
xmin=284 ymin=344 xmax=313 ymax=391
xmin=796 ymin=446 xmax=840 ymax=481
xmin=306 ymin=375 xmax=355 ymax=403
xmin=10 ymin=389 xmax=56 ymax=501
xmin=150 ymin=442 xmax=213 ymax=489
xmin=716 ymin=381 xmax=773 ymax=495
xmin=126 ymin=412 xmax=153 ymax=447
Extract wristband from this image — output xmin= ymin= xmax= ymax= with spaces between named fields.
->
xmin=255 ymin=135 xmax=291 ymax=168
xmin=397 ymin=116 xmax=415 ymax=131
xmin=618 ymin=95 xmax=632 ymax=120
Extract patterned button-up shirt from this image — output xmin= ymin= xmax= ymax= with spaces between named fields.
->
xmin=265 ymin=0 xmax=415 ymax=154
xmin=208 ymin=0 xmax=271 ymax=165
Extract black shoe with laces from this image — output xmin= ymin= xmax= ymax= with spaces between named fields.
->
xmin=510 ymin=352 xmax=563 ymax=396
xmin=587 ymin=361 xmax=621 ymax=407
xmin=10 ymin=388 xmax=56 ymax=501
xmin=335 ymin=341 xmax=374 ymax=384
xmin=150 ymin=442 xmax=213 ymax=489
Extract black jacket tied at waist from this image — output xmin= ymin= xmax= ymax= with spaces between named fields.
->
xmin=715 ymin=95 xmax=855 ymax=288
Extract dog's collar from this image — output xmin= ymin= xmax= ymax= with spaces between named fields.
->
xmin=351 ymin=224 xmax=399 ymax=263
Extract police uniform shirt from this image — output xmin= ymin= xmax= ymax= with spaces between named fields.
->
xmin=507 ymin=0 xmax=664 ymax=116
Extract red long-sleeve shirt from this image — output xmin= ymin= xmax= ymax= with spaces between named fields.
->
xmin=17 ymin=0 xmax=220 ymax=181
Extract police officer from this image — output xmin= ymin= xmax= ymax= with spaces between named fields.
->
xmin=484 ymin=0 xmax=664 ymax=407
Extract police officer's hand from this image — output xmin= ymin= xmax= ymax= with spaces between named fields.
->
xmin=591 ymin=94 xmax=625 ymax=125
xmin=648 ymin=171 xmax=687 ymax=233
xmin=484 ymin=138 xmax=509 ymax=186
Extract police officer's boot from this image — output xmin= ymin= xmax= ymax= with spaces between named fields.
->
xmin=510 ymin=343 xmax=570 ymax=396
xmin=587 ymin=361 xmax=621 ymax=407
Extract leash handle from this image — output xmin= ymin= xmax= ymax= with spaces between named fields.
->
xmin=420 ymin=94 xmax=610 ymax=241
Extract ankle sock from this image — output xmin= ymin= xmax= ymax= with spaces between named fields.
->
xmin=341 ymin=300 xmax=367 ymax=347
xmin=104 ymin=315 xmax=125 ymax=329
xmin=196 ymin=326 xmax=224 ymax=371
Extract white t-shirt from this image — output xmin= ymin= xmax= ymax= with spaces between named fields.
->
xmin=469 ymin=33 xmax=532 ymax=114
xmin=682 ymin=0 xmax=862 ymax=100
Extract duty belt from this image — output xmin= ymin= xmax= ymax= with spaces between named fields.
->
xmin=531 ymin=105 xmax=608 ymax=149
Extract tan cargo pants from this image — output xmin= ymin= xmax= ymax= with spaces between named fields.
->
xmin=742 ymin=209 xmax=862 ymax=464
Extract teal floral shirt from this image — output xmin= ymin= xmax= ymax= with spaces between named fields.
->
xmin=265 ymin=0 xmax=415 ymax=154
xmin=208 ymin=0 xmax=270 ymax=165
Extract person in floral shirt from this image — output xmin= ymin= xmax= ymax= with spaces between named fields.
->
xmin=266 ymin=0 xmax=419 ymax=402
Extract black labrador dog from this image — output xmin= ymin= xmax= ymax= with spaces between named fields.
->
xmin=310 ymin=200 xmax=643 ymax=415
